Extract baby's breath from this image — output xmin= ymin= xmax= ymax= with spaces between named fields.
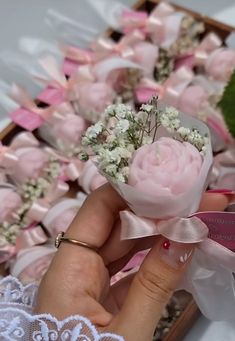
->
xmin=81 ymin=97 xmax=209 ymax=182
xmin=1 ymin=157 xmax=63 ymax=247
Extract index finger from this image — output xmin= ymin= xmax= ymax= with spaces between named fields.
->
xmin=67 ymin=183 xmax=126 ymax=248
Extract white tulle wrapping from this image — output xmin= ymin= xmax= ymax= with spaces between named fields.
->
xmin=181 ymin=249 xmax=235 ymax=321
xmin=0 ymin=276 xmax=124 ymax=341
xmin=45 ymin=9 xmax=102 ymax=46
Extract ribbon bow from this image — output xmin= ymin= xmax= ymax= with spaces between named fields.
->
xmin=120 ymin=3 xmax=183 ymax=48
xmin=120 ymin=210 xmax=235 ymax=272
xmin=10 ymin=84 xmax=53 ymax=120
xmin=92 ymin=30 xmax=145 ymax=61
xmin=194 ymin=32 xmax=222 ymax=65
xmin=209 ymin=146 xmax=235 ymax=191
xmin=135 ymin=66 xmax=194 ymax=106
xmin=0 ymin=132 xmax=39 ymax=169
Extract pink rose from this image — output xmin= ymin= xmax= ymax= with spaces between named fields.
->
xmin=78 ymin=82 xmax=114 ymax=120
xmin=133 ymin=42 xmax=159 ymax=77
xmin=178 ymin=85 xmax=209 ymax=115
xmin=0 ymin=188 xmax=23 ymax=223
xmin=14 ymin=147 xmax=49 ymax=183
xmin=18 ymin=253 xmax=54 ymax=284
xmin=205 ymin=48 xmax=235 ymax=82
xmin=52 ymin=114 xmax=88 ymax=145
xmin=11 ymin=246 xmax=55 ymax=284
xmin=128 ymin=137 xmax=202 ymax=196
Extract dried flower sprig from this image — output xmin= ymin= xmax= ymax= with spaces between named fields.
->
xmin=80 ymin=98 xmax=208 ymax=182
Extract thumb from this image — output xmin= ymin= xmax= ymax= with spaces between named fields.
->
xmin=112 ymin=237 xmax=195 ymax=341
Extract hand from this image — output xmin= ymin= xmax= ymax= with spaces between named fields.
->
xmin=35 ymin=184 xmax=229 ymax=341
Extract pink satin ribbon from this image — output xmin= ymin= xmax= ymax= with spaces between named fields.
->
xmin=92 ymin=30 xmax=145 ymax=61
xmin=16 ymin=225 xmax=48 ymax=250
xmin=194 ymin=33 xmax=222 ymax=65
xmin=0 ymin=132 xmax=40 ymax=169
xmin=210 ymin=146 xmax=235 ymax=190
xmin=60 ymin=44 xmax=94 ymax=64
xmin=10 ymin=84 xmax=53 ymax=121
xmin=26 ymin=200 xmax=50 ymax=222
xmin=120 ymin=2 xmax=174 ymax=35
xmin=135 ymin=66 xmax=193 ymax=105
xmin=120 ymin=210 xmax=235 ymax=272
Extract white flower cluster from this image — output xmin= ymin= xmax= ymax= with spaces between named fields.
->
xmin=0 ymin=221 xmax=19 ymax=245
xmin=159 ymin=107 xmax=208 ymax=152
xmin=159 ymin=107 xmax=181 ymax=132
xmin=57 ymin=140 xmax=81 ymax=158
xmin=177 ymin=127 xmax=209 ymax=153
xmin=81 ymin=98 xmax=209 ymax=182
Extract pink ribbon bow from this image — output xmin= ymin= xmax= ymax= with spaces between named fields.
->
xmin=9 ymin=84 xmax=54 ymax=131
xmin=135 ymin=66 xmax=194 ymax=105
xmin=175 ymin=33 xmax=222 ymax=70
xmin=120 ymin=3 xmax=183 ymax=48
xmin=92 ymin=30 xmax=145 ymax=61
xmin=209 ymin=146 xmax=235 ymax=191
xmin=0 ymin=132 xmax=39 ymax=169
xmin=120 ymin=210 xmax=235 ymax=272
xmin=37 ymin=55 xmax=96 ymax=106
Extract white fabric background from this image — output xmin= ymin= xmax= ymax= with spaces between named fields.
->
xmin=0 ymin=1 xmax=235 ymax=340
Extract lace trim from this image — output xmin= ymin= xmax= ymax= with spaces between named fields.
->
xmin=0 ymin=276 xmax=124 ymax=341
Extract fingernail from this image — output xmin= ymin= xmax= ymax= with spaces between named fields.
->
xmin=159 ymin=239 xmax=194 ymax=269
xmin=207 ymin=189 xmax=234 ymax=195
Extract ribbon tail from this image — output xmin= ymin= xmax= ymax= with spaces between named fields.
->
xmin=199 ymin=238 xmax=235 ymax=272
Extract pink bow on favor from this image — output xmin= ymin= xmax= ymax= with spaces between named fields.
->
xmin=209 ymin=145 xmax=235 ymax=190
xmin=174 ymin=32 xmax=222 ymax=70
xmin=194 ymin=32 xmax=222 ymax=66
xmin=120 ymin=3 xmax=184 ymax=48
xmin=135 ymin=66 xmax=194 ymax=105
xmin=120 ymin=210 xmax=235 ymax=272
xmin=92 ymin=30 xmax=145 ymax=61
xmin=61 ymin=45 xmax=94 ymax=76
xmin=0 ymin=132 xmax=39 ymax=169
xmin=9 ymin=84 xmax=54 ymax=131
xmin=16 ymin=224 xmax=48 ymax=251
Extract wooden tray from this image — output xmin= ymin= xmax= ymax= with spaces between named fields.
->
xmin=0 ymin=1 xmax=234 ymax=340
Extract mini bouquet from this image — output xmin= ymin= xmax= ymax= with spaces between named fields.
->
xmin=0 ymin=182 xmax=49 ymax=264
xmin=37 ymin=102 xmax=89 ymax=158
xmin=0 ymin=131 xmax=73 ymax=186
xmin=80 ymin=98 xmax=235 ymax=320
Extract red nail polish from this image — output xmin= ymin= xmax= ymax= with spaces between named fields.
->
xmin=162 ymin=239 xmax=171 ymax=250
xmin=207 ymin=189 xmax=234 ymax=194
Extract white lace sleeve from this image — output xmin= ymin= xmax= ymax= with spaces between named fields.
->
xmin=0 ymin=276 xmax=124 ymax=341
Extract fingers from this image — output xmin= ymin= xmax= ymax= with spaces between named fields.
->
xmin=66 ymin=183 xmax=126 ymax=247
xmin=109 ymin=238 xmax=195 ymax=341
xmin=199 ymin=192 xmax=229 ymax=212
xmin=102 ymin=192 xmax=229 ymax=274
